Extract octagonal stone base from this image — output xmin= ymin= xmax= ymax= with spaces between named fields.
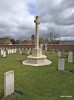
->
xmin=22 ymin=55 xmax=52 ymax=66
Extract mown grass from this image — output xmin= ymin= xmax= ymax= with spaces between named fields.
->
xmin=0 ymin=51 xmax=74 ymax=100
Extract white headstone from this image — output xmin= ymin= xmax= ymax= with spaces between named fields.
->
xmin=29 ymin=48 xmax=31 ymax=51
xmin=27 ymin=50 xmax=30 ymax=55
xmin=58 ymin=51 xmax=61 ymax=57
xmin=19 ymin=49 xmax=22 ymax=54
xmin=3 ymin=51 xmax=6 ymax=58
xmin=14 ymin=49 xmax=17 ymax=53
xmin=69 ymin=51 xmax=73 ymax=56
xmin=13 ymin=49 xmax=15 ymax=53
xmin=4 ymin=70 xmax=14 ymax=97
xmin=58 ymin=58 xmax=64 ymax=71
xmin=68 ymin=52 xmax=73 ymax=63
xmin=26 ymin=48 xmax=27 ymax=50
xmin=45 ymin=44 xmax=47 ymax=51
xmin=45 ymin=47 xmax=47 ymax=51
xmin=7 ymin=49 xmax=10 ymax=54
xmin=1 ymin=49 xmax=4 ymax=55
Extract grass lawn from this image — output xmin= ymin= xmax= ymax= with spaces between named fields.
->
xmin=0 ymin=51 xmax=74 ymax=100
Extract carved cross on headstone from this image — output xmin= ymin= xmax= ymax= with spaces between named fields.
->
xmin=34 ymin=16 xmax=40 ymax=48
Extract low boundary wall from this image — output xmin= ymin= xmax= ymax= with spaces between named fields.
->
xmin=0 ymin=44 xmax=74 ymax=51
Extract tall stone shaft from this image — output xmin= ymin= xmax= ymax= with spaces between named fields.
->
xmin=34 ymin=16 xmax=40 ymax=48
xmin=22 ymin=16 xmax=52 ymax=66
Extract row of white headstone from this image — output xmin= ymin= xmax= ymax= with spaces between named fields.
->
xmin=0 ymin=48 xmax=17 ymax=58
xmin=58 ymin=51 xmax=74 ymax=71
xmin=19 ymin=48 xmax=32 ymax=55
xmin=58 ymin=51 xmax=73 ymax=63
xmin=1 ymin=49 xmax=6 ymax=57
xmin=7 ymin=48 xmax=17 ymax=54
xmin=0 ymin=47 xmax=33 ymax=58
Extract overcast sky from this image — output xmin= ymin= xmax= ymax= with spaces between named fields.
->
xmin=0 ymin=0 xmax=74 ymax=40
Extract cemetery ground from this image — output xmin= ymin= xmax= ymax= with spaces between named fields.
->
xmin=0 ymin=51 xmax=74 ymax=100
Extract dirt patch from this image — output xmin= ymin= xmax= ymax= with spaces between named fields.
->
xmin=59 ymin=70 xmax=72 ymax=73
xmin=0 ymin=90 xmax=23 ymax=100
xmin=69 ymin=70 xmax=74 ymax=73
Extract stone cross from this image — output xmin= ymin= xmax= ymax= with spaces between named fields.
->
xmin=34 ymin=16 xmax=40 ymax=49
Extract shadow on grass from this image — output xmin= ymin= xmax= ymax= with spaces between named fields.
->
xmin=0 ymin=90 xmax=23 ymax=100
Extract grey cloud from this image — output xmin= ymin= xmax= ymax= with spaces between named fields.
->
xmin=0 ymin=0 xmax=74 ymax=40
xmin=37 ymin=0 xmax=74 ymax=39
xmin=0 ymin=0 xmax=35 ymax=39
xmin=37 ymin=0 xmax=74 ymax=25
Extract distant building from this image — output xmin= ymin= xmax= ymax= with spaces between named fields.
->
xmin=21 ymin=39 xmax=33 ymax=45
xmin=0 ymin=37 xmax=12 ymax=45
xmin=59 ymin=40 xmax=74 ymax=45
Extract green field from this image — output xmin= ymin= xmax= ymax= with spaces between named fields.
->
xmin=0 ymin=52 xmax=74 ymax=100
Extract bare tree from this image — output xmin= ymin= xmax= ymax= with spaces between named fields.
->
xmin=47 ymin=25 xmax=59 ymax=51
xmin=47 ymin=26 xmax=59 ymax=44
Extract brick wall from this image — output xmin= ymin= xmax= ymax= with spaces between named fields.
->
xmin=47 ymin=44 xmax=74 ymax=51
xmin=0 ymin=44 xmax=74 ymax=51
